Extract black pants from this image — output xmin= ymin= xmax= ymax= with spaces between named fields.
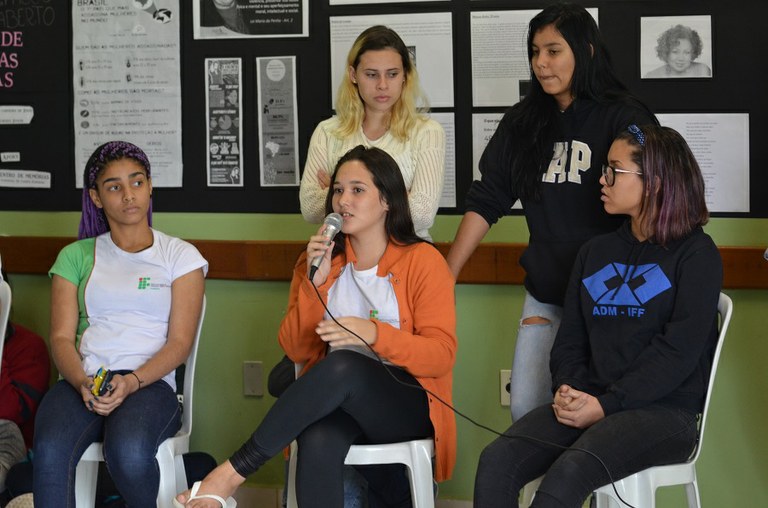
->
xmin=474 ymin=404 xmax=698 ymax=508
xmin=230 ymin=350 xmax=432 ymax=508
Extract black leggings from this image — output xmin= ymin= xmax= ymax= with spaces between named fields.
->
xmin=229 ymin=350 xmax=432 ymax=507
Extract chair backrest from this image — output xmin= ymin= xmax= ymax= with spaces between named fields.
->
xmin=0 ymin=255 xmax=11 ymax=379
xmin=690 ymin=292 xmax=732 ymax=462
xmin=0 ymin=281 xmax=10 ymax=374
xmin=179 ymin=295 xmax=206 ymax=435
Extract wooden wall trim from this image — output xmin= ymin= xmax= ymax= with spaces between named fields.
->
xmin=0 ymin=236 xmax=765 ymax=289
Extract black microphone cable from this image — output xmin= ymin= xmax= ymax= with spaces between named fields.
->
xmin=307 ymin=278 xmax=638 ymax=508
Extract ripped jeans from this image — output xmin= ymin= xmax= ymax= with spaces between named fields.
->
xmin=509 ymin=292 xmax=563 ymax=422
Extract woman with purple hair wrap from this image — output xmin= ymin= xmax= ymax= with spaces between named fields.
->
xmin=78 ymin=140 xmax=154 ymax=239
xmin=32 ymin=141 xmax=208 ymax=507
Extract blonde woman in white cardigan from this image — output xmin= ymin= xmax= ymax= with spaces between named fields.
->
xmin=300 ymin=25 xmax=445 ymax=241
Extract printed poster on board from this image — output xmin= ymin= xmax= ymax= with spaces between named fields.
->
xmin=193 ymin=0 xmax=309 ymax=39
xmin=257 ymin=56 xmax=299 ymax=186
xmin=206 ymin=58 xmax=243 ymax=187
xmin=72 ymin=0 xmax=183 ymax=187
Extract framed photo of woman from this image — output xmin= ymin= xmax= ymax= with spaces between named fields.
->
xmin=641 ymin=15 xmax=713 ymax=79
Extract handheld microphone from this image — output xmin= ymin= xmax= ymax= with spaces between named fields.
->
xmin=308 ymin=212 xmax=343 ymax=281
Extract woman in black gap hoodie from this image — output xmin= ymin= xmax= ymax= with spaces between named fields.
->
xmin=474 ymin=124 xmax=722 ymax=508
xmin=447 ymin=3 xmax=658 ymax=423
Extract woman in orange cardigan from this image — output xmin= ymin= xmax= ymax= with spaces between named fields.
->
xmin=175 ymin=145 xmax=456 ymax=508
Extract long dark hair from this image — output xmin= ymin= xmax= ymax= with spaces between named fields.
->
xmin=616 ymin=125 xmax=709 ymax=246
xmin=324 ymin=145 xmax=426 ymax=258
xmin=503 ymin=2 xmax=653 ymax=201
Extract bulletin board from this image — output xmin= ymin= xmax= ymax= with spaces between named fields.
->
xmin=1 ymin=0 xmax=766 ymax=217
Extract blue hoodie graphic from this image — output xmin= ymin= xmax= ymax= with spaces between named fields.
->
xmin=583 ymin=262 xmax=672 ymax=311
xmin=549 ymin=221 xmax=722 ymax=416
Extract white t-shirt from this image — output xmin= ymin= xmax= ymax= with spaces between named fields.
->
xmin=50 ymin=230 xmax=208 ymax=390
xmin=326 ymin=263 xmax=400 ymax=363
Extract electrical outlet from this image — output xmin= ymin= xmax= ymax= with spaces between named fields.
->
xmin=243 ymin=361 xmax=263 ymax=397
xmin=500 ymin=369 xmax=511 ymax=406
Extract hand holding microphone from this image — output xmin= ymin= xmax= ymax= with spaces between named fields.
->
xmin=308 ymin=213 xmax=343 ymax=282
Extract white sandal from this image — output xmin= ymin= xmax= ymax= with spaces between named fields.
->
xmin=172 ymin=480 xmax=237 ymax=507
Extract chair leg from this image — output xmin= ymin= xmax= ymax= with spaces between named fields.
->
xmin=286 ymin=442 xmax=298 ymax=508
xmin=684 ymin=480 xmax=702 ymax=508
xmin=593 ymin=490 xmax=623 ymax=508
xmin=520 ymin=476 xmax=542 ymax=507
xmin=595 ymin=475 xmax=656 ymax=508
xmin=174 ymin=453 xmax=189 ymax=492
xmin=155 ymin=443 xmax=181 ymax=508
xmin=407 ymin=443 xmax=435 ymax=508
xmin=74 ymin=459 xmax=98 ymax=508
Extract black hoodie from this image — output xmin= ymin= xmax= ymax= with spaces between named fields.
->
xmin=550 ymin=221 xmax=723 ymax=416
xmin=466 ymin=98 xmax=656 ymax=305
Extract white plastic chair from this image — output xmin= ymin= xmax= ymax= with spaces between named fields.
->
xmin=286 ymin=438 xmax=435 ymax=508
xmin=592 ymin=292 xmax=733 ymax=508
xmin=521 ymin=292 xmax=733 ymax=508
xmin=74 ymin=296 xmax=206 ymax=508
xmin=285 ymin=363 xmax=436 ymax=508
xmin=521 ymin=476 xmax=542 ymax=507
xmin=0 ymin=260 xmax=11 ymax=379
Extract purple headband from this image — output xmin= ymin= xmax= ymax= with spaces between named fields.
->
xmin=78 ymin=141 xmax=153 ymax=239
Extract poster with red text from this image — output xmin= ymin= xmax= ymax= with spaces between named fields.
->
xmin=0 ymin=2 xmax=64 ymax=192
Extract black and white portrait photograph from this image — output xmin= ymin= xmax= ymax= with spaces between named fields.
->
xmin=641 ymin=15 xmax=713 ymax=79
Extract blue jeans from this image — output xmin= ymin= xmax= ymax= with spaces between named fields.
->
xmin=474 ymin=404 xmax=698 ymax=508
xmin=32 ymin=376 xmax=181 ymax=508
xmin=510 ymin=292 xmax=563 ymax=421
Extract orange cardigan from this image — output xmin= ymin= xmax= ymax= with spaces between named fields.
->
xmin=279 ymin=239 xmax=458 ymax=482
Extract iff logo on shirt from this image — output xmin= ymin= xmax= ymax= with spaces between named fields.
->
xmin=137 ymin=277 xmax=171 ymax=290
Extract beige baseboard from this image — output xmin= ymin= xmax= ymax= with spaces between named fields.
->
xmin=232 ymin=485 xmax=472 ymax=507
xmin=231 ymin=485 xmax=282 ymax=507
xmin=435 ymin=500 xmax=473 ymax=508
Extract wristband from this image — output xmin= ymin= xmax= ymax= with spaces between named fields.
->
xmin=129 ymin=371 xmax=144 ymax=388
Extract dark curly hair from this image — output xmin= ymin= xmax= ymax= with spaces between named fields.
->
xmin=655 ymin=24 xmax=703 ymax=61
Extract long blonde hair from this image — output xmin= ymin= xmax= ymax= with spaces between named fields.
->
xmin=334 ymin=25 xmax=429 ymax=142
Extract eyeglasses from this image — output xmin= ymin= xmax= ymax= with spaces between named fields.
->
xmin=601 ymin=165 xmax=643 ymax=187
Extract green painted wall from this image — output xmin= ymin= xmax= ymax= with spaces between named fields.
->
xmin=2 ymin=211 xmax=767 ymax=504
